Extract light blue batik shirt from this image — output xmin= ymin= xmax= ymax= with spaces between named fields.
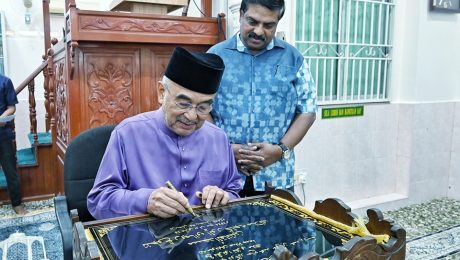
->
xmin=208 ymin=34 xmax=317 ymax=190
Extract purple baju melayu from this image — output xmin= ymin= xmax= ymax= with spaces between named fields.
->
xmin=87 ymin=109 xmax=242 ymax=219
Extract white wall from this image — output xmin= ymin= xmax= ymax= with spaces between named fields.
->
xmin=1 ymin=1 xmax=50 ymax=149
xmin=450 ymin=103 xmax=460 ymax=200
xmin=391 ymin=0 xmax=460 ymax=102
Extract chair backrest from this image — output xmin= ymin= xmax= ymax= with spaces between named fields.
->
xmin=63 ymin=125 xmax=115 ymax=222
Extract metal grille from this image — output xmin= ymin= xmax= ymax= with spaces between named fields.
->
xmin=295 ymin=0 xmax=395 ymax=104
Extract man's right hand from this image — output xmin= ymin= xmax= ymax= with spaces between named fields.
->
xmin=232 ymin=144 xmax=265 ymax=176
xmin=147 ymin=187 xmax=191 ymax=218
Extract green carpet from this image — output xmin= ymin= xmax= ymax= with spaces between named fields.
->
xmin=0 ymin=132 xmax=51 ymax=188
xmin=0 ymin=148 xmax=35 ymax=188
xmin=27 ymin=132 xmax=52 ymax=145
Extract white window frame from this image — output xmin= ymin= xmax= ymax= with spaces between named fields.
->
xmin=294 ymin=0 xmax=395 ymax=105
xmin=0 ymin=11 xmax=8 ymax=75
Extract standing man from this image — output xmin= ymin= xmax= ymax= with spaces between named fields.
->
xmin=88 ymin=47 xmax=242 ymax=219
xmin=0 ymin=74 xmax=27 ymax=215
xmin=208 ymin=0 xmax=317 ymax=196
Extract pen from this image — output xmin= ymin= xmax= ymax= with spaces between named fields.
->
xmin=165 ymin=181 xmax=197 ymax=217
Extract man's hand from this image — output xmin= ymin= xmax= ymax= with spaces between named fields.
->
xmin=147 ymin=187 xmax=190 ymax=218
xmin=198 ymin=186 xmax=230 ymax=209
xmin=247 ymin=143 xmax=283 ymax=167
xmin=233 ymin=143 xmax=282 ymax=175
xmin=232 ymin=144 xmax=264 ymax=175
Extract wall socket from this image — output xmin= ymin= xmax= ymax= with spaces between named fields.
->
xmin=295 ymin=171 xmax=308 ymax=184
xmin=299 ymin=172 xmax=307 ymax=184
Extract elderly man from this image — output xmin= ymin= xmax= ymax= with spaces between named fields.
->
xmin=88 ymin=47 xmax=242 ymax=219
xmin=208 ymin=0 xmax=317 ymax=196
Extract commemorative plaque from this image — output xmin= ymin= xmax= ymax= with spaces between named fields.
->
xmin=77 ymin=195 xmax=406 ymax=259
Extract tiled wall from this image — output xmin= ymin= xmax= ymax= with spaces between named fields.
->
xmin=450 ymin=103 xmax=460 ymax=200
xmin=294 ymin=102 xmax=459 ymax=212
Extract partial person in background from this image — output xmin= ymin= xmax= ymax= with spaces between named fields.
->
xmin=0 ymin=74 xmax=27 ymax=215
xmin=208 ymin=0 xmax=317 ymax=196
xmin=88 ymin=47 xmax=242 ymax=219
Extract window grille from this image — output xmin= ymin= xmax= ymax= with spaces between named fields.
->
xmin=295 ymin=0 xmax=395 ymax=104
xmin=0 ymin=11 xmax=6 ymax=75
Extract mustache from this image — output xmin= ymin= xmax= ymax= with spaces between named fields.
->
xmin=248 ymin=32 xmax=265 ymax=42
xmin=177 ymin=115 xmax=197 ymax=125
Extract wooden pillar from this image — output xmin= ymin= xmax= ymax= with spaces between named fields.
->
xmin=42 ymin=0 xmax=51 ymax=55
xmin=201 ymin=0 xmax=212 ymax=17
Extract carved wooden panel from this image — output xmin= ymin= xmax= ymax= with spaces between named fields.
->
xmin=80 ymin=17 xmax=212 ymax=35
xmin=82 ymin=49 xmax=140 ymax=128
xmin=148 ymin=45 xmax=213 ymax=111
xmin=149 ymin=48 xmax=170 ymax=111
xmin=70 ymin=10 xmax=224 ymax=44
xmin=55 ymin=59 xmax=69 ymax=145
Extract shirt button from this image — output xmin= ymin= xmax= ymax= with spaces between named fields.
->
xmin=184 ymin=165 xmax=187 ymax=169
xmin=182 ymin=147 xmax=185 ymax=151
xmin=184 ymin=183 xmax=188 ymax=187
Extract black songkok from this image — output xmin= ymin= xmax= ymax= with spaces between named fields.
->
xmin=165 ymin=47 xmax=225 ymax=94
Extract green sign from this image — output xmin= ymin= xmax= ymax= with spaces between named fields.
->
xmin=322 ymin=106 xmax=364 ymax=119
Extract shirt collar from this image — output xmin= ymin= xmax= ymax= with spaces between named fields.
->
xmin=236 ymin=33 xmax=275 ymax=53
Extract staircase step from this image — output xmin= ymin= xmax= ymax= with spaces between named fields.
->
xmin=0 ymin=170 xmax=5 ymax=188
xmin=17 ymin=147 xmax=37 ymax=166
xmin=0 ymin=133 xmax=48 ymax=189
xmin=28 ymin=132 xmax=52 ymax=145
xmin=0 ymin=147 xmax=38 ymax=188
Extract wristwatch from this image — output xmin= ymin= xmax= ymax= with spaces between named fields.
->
xmin=277 ymin=142 xmax=291 ymax=160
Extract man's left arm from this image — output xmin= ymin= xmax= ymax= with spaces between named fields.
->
xmin=0 ymin=106 xmax=15 ymax=127
xmin=279 ymin=112 xmax=316 ymax=151
xmin=0 ymin=78 xmax=18 ymax=127
xmin=253 ymin=112 xmax=315 ymax=168
xmin=0 ymin=105 xmax=16 ymax=117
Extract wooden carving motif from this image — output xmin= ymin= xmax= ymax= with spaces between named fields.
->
xmin=55 ymin=60 xmax=69 ymax=144
xmin=81 ymin=17 xmax=211 ymax=35
xmin=335 ymin=236 xmax=393 ymax=259
xmin=69 ymin=41 xmax=78 ymax=79
xmin=87 ymin=62 xmax=134 ymax=127
xmin=313 ymin=200 xmax=406 ymax=260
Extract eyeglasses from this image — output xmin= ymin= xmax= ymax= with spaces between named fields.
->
xmin=174 ymin=101 xmax=213 ymax=115
xmin=163 ymin=84 xmax=213 ymax=115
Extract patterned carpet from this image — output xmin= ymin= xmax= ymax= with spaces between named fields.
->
xmin=0 ymin=197 xmax=459 ymax=259
xmin=0 ymin=199 xmax=63 ymax=260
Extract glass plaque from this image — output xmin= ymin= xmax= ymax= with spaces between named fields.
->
xmin=88 ymin=197 xmax=348 ymax=259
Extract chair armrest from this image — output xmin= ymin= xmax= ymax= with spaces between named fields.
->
xmin=54 ymin=196 xmax=73 ymax=260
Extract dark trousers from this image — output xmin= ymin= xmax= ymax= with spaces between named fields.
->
xmin=239 ymin=176 xmax=295 ymax=198
xmin=0 ymin=139 xmax=22 ymax=206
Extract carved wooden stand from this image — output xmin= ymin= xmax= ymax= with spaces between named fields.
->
xmin=265 ymin=188 xmax=406 ymax=260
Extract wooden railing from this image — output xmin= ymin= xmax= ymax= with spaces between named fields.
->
xmin=14 ymin=59 xmax=49 ymax=147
